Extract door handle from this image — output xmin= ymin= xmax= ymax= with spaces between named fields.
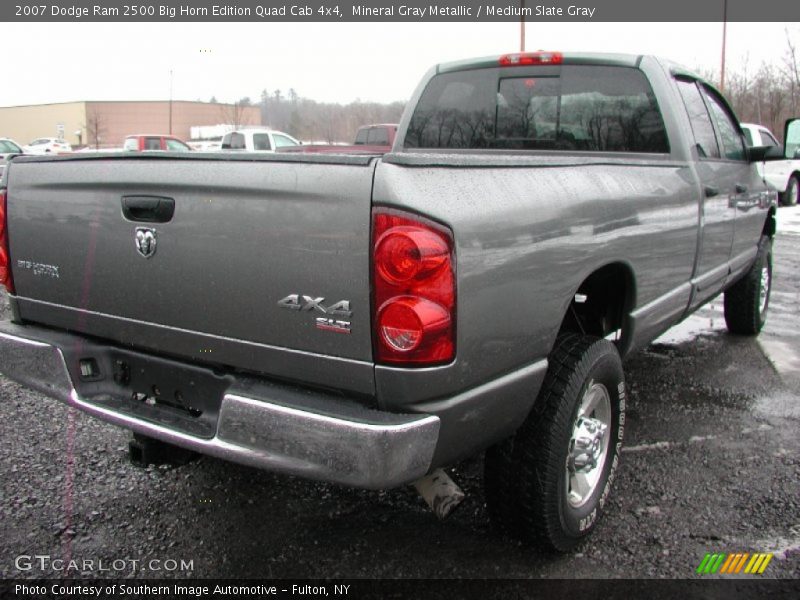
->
xmin=735 ymin=184 xmax=748 ymax=194
xmin=704 ymin=185 xmax=719 ymax=198
xmin=122 ymin=196 xmax=175 ymax=223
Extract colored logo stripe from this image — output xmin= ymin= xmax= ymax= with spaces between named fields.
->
xmin=697 ymin=552 xmax=773 ymax=575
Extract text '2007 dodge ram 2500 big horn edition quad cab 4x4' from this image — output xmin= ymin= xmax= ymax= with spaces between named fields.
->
xmin=0 ymin=52 xmax=795 ymax=551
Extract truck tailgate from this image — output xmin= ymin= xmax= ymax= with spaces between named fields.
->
xmin=6 ymin=155 xmax=376 ymax=395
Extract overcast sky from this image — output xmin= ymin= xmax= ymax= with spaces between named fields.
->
xmin=1 ymin=21 xmax=796 ymax=106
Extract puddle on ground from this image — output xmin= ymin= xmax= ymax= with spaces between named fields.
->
xmin=653 ymin=307 xmax=726 ymax=346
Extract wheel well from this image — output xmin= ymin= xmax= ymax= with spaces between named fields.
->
xmin=785 ymin=171 xmax=800 ymax=194
xmin=558 ymin=263 xmax=635 ymax=351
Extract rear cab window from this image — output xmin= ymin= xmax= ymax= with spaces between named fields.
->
xmin=367 ymin=127 xmax=390 ymax=145
xmin=354 ymin=128 xmax=368 ymax=145
xmin=405 ymin=64 xmax=670 ymax=153
xmin=221 ymin=132 xmax=246 ymax=150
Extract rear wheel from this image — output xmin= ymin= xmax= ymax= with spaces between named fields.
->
xmin=484 ymin=334 xmax=625 ymax=551
xmin=724 ymin=235 xmax=772 ymax=335
xmin=780 ymin=175 xmax=798 ymax=207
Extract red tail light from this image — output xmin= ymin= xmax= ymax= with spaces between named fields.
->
xmin=499 ymin=52 xmax=563 ymax=66
xmin=372 ymin=209 xmax=455 ymax=365
xmin=0 ymin=189 xmax=14 ymax=294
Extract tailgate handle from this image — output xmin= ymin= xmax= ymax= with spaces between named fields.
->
xmin=122 ymin=196 xmax=175 ymax=223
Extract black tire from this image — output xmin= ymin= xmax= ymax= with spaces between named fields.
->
xmin=724 ymin=235 xmax=772 ymax=335
xmin=484 ymin=333 xmax=625 ymax=551
xmin=780 ymin=175 xmax=798 ymax=207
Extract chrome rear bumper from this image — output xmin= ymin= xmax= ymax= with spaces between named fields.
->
xmin=0 ymin=323 xmax=440 ymax=489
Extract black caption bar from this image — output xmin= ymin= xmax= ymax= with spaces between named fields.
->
xmin=2 ymin=579 xmax=800 ymax=600
xmin=3 ymin=0 xmax=800 ymax=22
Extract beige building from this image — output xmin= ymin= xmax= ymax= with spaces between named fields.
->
xmin=0 ymin=101 xmax=262 ymax=148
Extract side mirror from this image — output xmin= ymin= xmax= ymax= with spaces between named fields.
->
xmin=749 ymin=145 xmax=785 ymax=162
xmin=784 ymin=118 xmax=800 ymax=160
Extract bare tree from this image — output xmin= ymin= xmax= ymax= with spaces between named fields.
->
xmin=84 ymin=108 xmax=105 ymax=150
xmin=784 ymin=29 xmax=800 ymax=116
xmin=218 ymin=100 xmax=253 ymax=129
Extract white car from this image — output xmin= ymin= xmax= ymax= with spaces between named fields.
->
xmin=0 ymin=138 xmax=24 ymax=179
xmin=741 ymin=123 xmax=799 ymax=206
xmin=220 ymin=129 xmax=300 ymax=152
xmin=24 ymin=137 xmax=72 ymax=155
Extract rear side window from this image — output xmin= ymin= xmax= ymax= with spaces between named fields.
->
xmin=123 ymin=138 xmax=138 ymax=151
xmin=253 ymin=133 xmax=272 ymax=151
xmin=144 ymin=137 xmax=161 ymax=151
xmin=354 ymin=128 xmax=368 ymax=145
xmin=676 ymin=79 xmax=720 ymax=159
xmin=405 ymin=65 xmax=669 ymax=153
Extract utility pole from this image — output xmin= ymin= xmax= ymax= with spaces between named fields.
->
xmin=720 ymin=0 xmax=728 ymax=92
xmin=520 ymin=0 xmax=526 ymax=52
xmin=169 ymin=69 xmax=173 ymax=135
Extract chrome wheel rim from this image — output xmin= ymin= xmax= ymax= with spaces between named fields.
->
xmin=566 ymin=380 xmax=611 ymax=508
xmin=790 ymin=180 xmax=799 ymax=205
xmin=759 ymin=265 xmax=770 ymax=315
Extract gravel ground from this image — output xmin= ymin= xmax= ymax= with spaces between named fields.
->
xmin=1 ymin=215 xmax=798 ymax=581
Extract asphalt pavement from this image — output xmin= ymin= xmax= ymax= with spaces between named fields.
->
xmin=0 ymin=207 xmax=798 ymax=580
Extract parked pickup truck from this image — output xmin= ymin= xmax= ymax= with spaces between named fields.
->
xmin=741 ymin=122 xmax=800 ymax=206
xmin=123 ymin=134 xmax=192 ymax=152
xmin=0 ymin=52 xmax=793 ymax=551
xmin=280 ymin=123 xmax=397 ymax=154
xmin=220 ymin=128 xmax=301 ymax=152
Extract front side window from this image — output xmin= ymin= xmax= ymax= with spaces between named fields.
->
xmin=702 ymin=86 xmax=746 ymax=161
xmin=406 ymin=65 xmax=669 ymax=153
xmin=760 ymin=129 xmax=779 ymax=147
xmin=0 ymin=140 xmax=22 ymax=153
xmin=165 ymin=138 xmax=190 ymax=151
xmin=676 ymin=79 xmax=720 ymax=159
xmin=273 ymin=134 xmax=298 ymax=148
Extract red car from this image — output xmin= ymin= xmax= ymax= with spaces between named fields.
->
xmin=123 ymin=134 xmax=191 ymax=152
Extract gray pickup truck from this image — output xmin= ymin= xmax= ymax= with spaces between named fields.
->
xmin=0 ymin=52 xmax=794 ymax=551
